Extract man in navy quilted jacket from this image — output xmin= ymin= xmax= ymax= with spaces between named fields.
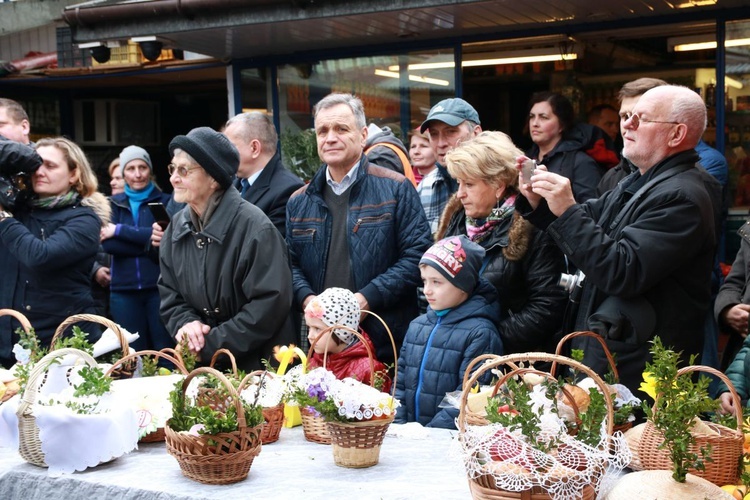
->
xmin=286 ymin=93 xmax=432 ymax=364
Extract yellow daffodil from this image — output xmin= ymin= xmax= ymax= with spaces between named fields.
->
xmin=639 ymin=371 xmax=658 ymax=399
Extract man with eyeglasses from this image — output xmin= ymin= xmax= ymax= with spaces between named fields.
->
xmin=516 ymin=84 xmax=719 ymax=397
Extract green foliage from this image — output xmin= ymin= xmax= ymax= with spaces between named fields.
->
xmin=168 ymin=376 xmax=264 ymax=435
xmin=575 ymin=388 xmax=607 ymax=448
xmin=280 ymin=128 xmax=320 ymax=181
xmin=141 ymin=355 xmax=158 ymax=377
xmin=642 ymin=337 xmax=719 ymax=483
xmin=177 ymin=336 xmax=196 ymax=372
xmin=372 ymin=364 xmax=393 ymax=392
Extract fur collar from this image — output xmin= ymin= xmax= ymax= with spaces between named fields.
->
xmin=436 ymin=194 xmax=532 ymax=262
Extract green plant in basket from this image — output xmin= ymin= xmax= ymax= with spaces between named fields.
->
xmin=640 ymin=336 xmax=719 ymax=483
xmin=168 ymin=374 xmax=264 ymax=439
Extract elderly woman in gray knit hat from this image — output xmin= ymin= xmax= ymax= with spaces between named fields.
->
xmin=157 ymin=127 xmax=296 ymax=371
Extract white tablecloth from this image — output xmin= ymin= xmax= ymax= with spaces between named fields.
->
xmin=0 ymin=424 xmax=471 ymax=499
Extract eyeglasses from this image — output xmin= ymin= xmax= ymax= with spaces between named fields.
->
xmin=621 ymin=112 xmax=681 ymax=130
xmin=167 ymin=163 xmax=203 ymax=177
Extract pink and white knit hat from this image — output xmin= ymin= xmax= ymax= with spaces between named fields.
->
xmin=304 ymin=287 xmax=360 ymax=344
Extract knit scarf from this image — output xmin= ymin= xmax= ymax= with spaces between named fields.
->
xmin=124 ymin=182 xmax=155 ymax=224
xmin=31 ymin=190 xmax=80 ymax=209
xmin=465 ymin=194 xmax=516 ymax=243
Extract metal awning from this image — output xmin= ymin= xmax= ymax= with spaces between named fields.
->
xmin=62 ymin=0 xmax=750 ymax=61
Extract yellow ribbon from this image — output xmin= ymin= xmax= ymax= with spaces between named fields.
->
xmin=276 ymin=345 xmax=307 ymax=376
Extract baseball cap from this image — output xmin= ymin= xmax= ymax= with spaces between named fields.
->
xmin=420 ymin=98 xmax=481 ymax=133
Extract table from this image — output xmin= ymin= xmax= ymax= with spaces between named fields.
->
xmin=0 ymin=425 xmax=472 ymax=500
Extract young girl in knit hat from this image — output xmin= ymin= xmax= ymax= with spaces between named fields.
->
xmin=305 ymin=287 xmax=391 ymax=393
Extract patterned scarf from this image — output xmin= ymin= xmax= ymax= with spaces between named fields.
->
xmin=465 ymin=194 xmax=516 ymax=243
xmin=31 ymin=190 xmax=80 ymax=210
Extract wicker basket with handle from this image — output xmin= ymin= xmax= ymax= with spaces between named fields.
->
xmin=635 ymin=364 xmax=744 ymax=486
xmin=164 ymin=366 xmax=262 ymax=484
xmin=0 ymin=308 xmax=32 ymax=403
xmin=238 ymin=370 xmax=286 ymax=445
xmin=105 ymin=349 xmax=188 ymax=443
xmin=16 ymin=347 xmax=99 ymax=467
xmin=52 ymin=313 xmax=135 ymax=379
xmin=551 ymin=330 xmax=634 ymax=433
xmin=458 ymin=352 xmax=619 ymax=500
xmin=195 ymin=348 xmax=239 ymax=413
xmin=307 ymin=309 xmax=398 ymax=467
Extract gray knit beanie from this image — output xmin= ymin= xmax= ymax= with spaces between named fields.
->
xmin=119 ymin=145 xmax=152 ymax=174
xmin=168 ymin=127 xmax=239 ymax=189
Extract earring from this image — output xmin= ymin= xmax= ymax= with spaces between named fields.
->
xmin=490 ymin=195 xmax=502 ymax=218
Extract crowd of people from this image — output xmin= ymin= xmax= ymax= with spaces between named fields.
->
xmin=0 ymin=77 xmax=743 ymax=428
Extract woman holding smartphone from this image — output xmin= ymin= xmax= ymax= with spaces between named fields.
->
xmin=437 ymin=131 xmax=567 ymax=354
xmin=101 ymin=145 xmax=172 ymax=352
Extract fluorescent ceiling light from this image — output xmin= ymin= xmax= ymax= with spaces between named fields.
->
xmin=387 ymin=46 xmax=578 ymax=71
xmin=726 ymin=76 xmax=744 ymax=90
xmin=674 ymin=0 xmax=717 ymax=8
xmin=374 ymin=69 xmax=450 ymax=86
xmin=670 ymin=36 xmax=750 ymax=52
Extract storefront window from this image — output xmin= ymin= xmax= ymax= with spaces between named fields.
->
xmin=238 ymin=68 xmax=271 ymax=113
xmin=276 ymin=50 xmax=454 ymax=180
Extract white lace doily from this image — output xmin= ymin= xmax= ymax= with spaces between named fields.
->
xmin=458 ymin=423 xmax=631 ymax=500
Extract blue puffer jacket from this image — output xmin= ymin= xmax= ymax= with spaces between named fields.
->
xmin=394 ymin=280 xmax=503 ymax=429
xmin=0 ymin=201 xmax=102 ymax=366
xmin=103 ymin=189 xmax=171 ymax=291
xmin=286 ymin=155 xmax=432 ymax=364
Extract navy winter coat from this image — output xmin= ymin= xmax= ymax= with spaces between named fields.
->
xmin=286 ymin=155 xmax=432 ymax=364
xmin=0 ymin=200 xmax=103 ymax=366
xmin=394 ymin=280 xmax=503 ymax=429
xmin=103 ymin=189 xmax=171 ymax=291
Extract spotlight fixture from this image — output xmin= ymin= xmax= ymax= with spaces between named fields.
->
xmin=90 ymin=46 xmax=111 ymax=63
xmin=130 ymin=36 xmax=164 ymax=62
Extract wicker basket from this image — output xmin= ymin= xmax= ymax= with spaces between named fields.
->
xmin=164 ymin=366 xmax=262 ymax=485
xmin=551 ymin=330 xmax=633 ymax=433
xmin=301 ymin=406 xmax=332 ymax=444
xmin=636 ymin=365 xmax=744 ymax=486
xmin=327 ymin=415 xmax=395 ymax=468
xmin=238 ymin=370 xmax=286 ymax=445
xmin=458 ymin=352 xmax=616 ymax=500
xmin=105 ymin=349 xmax=188 ymax=443
xmin=53 ymin=314 xmax=135 ymax=380
xmin=0 ymin=308 xmax=32 ymax=403
xmin=306 ymin=310 xmax=398 ymax=466
xmin=16 ymin=348 xmax=99 ymax=467
xmin=195 ymin=348 xmax=238 ymax=413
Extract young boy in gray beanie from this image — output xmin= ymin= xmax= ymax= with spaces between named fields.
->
xmin=394 ymin=234 xmax=503 ymax=429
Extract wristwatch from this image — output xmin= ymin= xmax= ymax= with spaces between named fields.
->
xmin=0 ymin=210 xmax=13 ymax=222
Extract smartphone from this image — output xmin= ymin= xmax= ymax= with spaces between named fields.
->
xmin=148 ymin=202 xmax=170 ymax=230
xmin=521 ymin=159 xmax=537 ymax=184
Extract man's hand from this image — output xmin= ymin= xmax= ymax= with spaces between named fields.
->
xmin=721 ymin=304 xmax=750 ymax=337
xmin=100 ymin=223 xmax=116 ymax=241
xmin=718 ymin=392 xmax=737 ymax=415
xmin=151 ymin=222 xmax=164 ymax=247
xmin=526 ymin=165 xmax=577 ymax=217
xmin=175 ymin=320 xmax=211 ymax=353
xmin=95 ymin=267 xmax=111 ymax=287
xmin=302 ymin=294 xmax=316 ymax=310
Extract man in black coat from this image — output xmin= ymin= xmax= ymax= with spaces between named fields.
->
xmin=516 ymin=84 xmax=718 ymax=395
xmin=224 ymin=112 xmax=304 ymax=236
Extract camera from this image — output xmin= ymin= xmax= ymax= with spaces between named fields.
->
xmin=559 ymin=270 xmax=585 ymax=303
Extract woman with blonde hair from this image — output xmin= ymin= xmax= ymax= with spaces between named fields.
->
xmin=0 ymin=137 xmax=110 ymax=367
xmin=437 ymin=131 xmax=567 ymax=354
